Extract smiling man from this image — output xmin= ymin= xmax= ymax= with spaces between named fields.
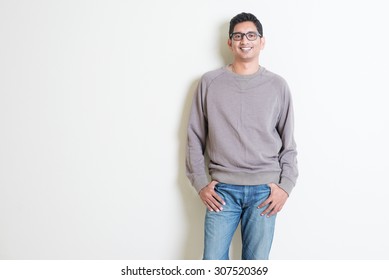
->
xmin=186 ymin=12 xmax=298 ymax=260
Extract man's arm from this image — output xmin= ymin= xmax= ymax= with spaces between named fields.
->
xmin=275 ymin=82 xmax=298 ymax=195
xmin=185 ymin=80 xmax=226 ymax=211
xmin=258 ymin=81 xmax=298 ymax=217
xmin=185 ymin=80 xmax=209 ymax=192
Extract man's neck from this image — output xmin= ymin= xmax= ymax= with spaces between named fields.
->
xmin=230 ymin=61 xmax=260 ymax=75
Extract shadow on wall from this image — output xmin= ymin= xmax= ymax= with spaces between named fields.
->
xmin=176 ymin=19 xmax=243 ymax=260
xmin=176 ymin=78 xmax=204 ymax=260
xmin=218 ymin=19 xmax=232 ymax=65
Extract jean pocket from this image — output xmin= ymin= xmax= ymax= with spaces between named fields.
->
xmin=214 ymin=182 xmax=225 ymax=189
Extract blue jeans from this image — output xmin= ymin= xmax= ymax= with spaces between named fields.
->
xmin=203 ymin=183 xmax=276 ymax=260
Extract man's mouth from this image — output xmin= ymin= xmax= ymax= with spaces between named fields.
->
xmin=240 ymin=47 xmax=252 ymax=53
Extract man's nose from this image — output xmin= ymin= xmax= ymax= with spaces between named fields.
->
xmin=240 ymin=34 xmax=249 ymax=43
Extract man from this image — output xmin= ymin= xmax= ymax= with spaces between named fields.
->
xmin=186 ymin=12 xmax=298 ymax=260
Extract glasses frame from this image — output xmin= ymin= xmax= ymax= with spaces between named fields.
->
xmin=229 ymin=32 xmax=262 ymax=41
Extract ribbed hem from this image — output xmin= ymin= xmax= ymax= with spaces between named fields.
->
xmin=191 ymin=172 xmax=296 ymax=195
xmin=211 ymin=170 xmax=282 ymax=187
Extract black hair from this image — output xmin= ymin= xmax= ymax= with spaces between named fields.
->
xmin=229 ymin=12 xmax=263 ymax=38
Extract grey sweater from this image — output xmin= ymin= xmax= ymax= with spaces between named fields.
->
xmin=186 ymin=66 xmax=298 ymax=195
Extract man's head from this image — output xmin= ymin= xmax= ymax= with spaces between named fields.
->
xmin=229 ymin=12 xmax=263 ymax=38
xmin=228 ymin=12 xmax=265 ymax=63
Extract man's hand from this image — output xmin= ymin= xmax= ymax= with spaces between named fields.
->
xmin=258 ymin=183 xmax=288 ymax=217
xmin=199 ymin=180 xmax=225 ymax=212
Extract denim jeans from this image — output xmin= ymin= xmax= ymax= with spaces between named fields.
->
xmin=203 ymin=183 xmax=276 ymax=260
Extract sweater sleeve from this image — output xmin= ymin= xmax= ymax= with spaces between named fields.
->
xmin=186 ymin=79 xmax=209 ymax=193
xmin=276 ymin=82 xmax=298 ymax=195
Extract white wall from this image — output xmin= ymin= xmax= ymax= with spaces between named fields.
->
xmin=1 ymin=0 xmax=388 ymax=259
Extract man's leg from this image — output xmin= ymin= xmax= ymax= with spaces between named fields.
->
xmin=203 ymin=183 xmax=242 ymax=260
xmin=240 ymin=185 xmax=276 ymax=260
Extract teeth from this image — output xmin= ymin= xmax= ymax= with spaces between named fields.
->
xmin=240 ymin=47 xmax=252 ymax=52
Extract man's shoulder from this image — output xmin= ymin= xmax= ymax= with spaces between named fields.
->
xmin=261 ymin=67 xmax=288 ymax=85
xmin=200 ymin=67 xmax=227 ymax=84
xmin=261 ymin=68 xmax=291 ymax=97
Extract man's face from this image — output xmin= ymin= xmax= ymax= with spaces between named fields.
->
xmin=228 ymin=21 xmax=265 ymax=62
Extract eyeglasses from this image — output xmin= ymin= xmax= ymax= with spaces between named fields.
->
xmin=229 ymin=32 xmax=262 ymax=41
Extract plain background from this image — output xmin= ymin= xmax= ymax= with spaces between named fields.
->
xmin=1 ymin=0 xmax=388 ymax=259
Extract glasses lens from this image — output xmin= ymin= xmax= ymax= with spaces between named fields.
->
xmin=246 ymin=32 xmax=258 ymax=41
xmin=232 ymin=33 xmax=242 ymax=41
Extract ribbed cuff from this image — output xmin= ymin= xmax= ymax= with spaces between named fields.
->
xmin=278 ymin=176 xmax=295 ymax=196
xmin=192 ymin=175 xmax=209 ymax=193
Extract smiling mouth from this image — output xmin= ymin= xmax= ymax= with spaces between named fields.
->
xmin=240 ymin=47 xmax=252 ymax=52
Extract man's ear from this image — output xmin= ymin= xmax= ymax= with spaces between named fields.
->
xmin=260 ymin=36 xmax=266 ymax=50
xmin=227 ymin=39 xmax=232 ymax=49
